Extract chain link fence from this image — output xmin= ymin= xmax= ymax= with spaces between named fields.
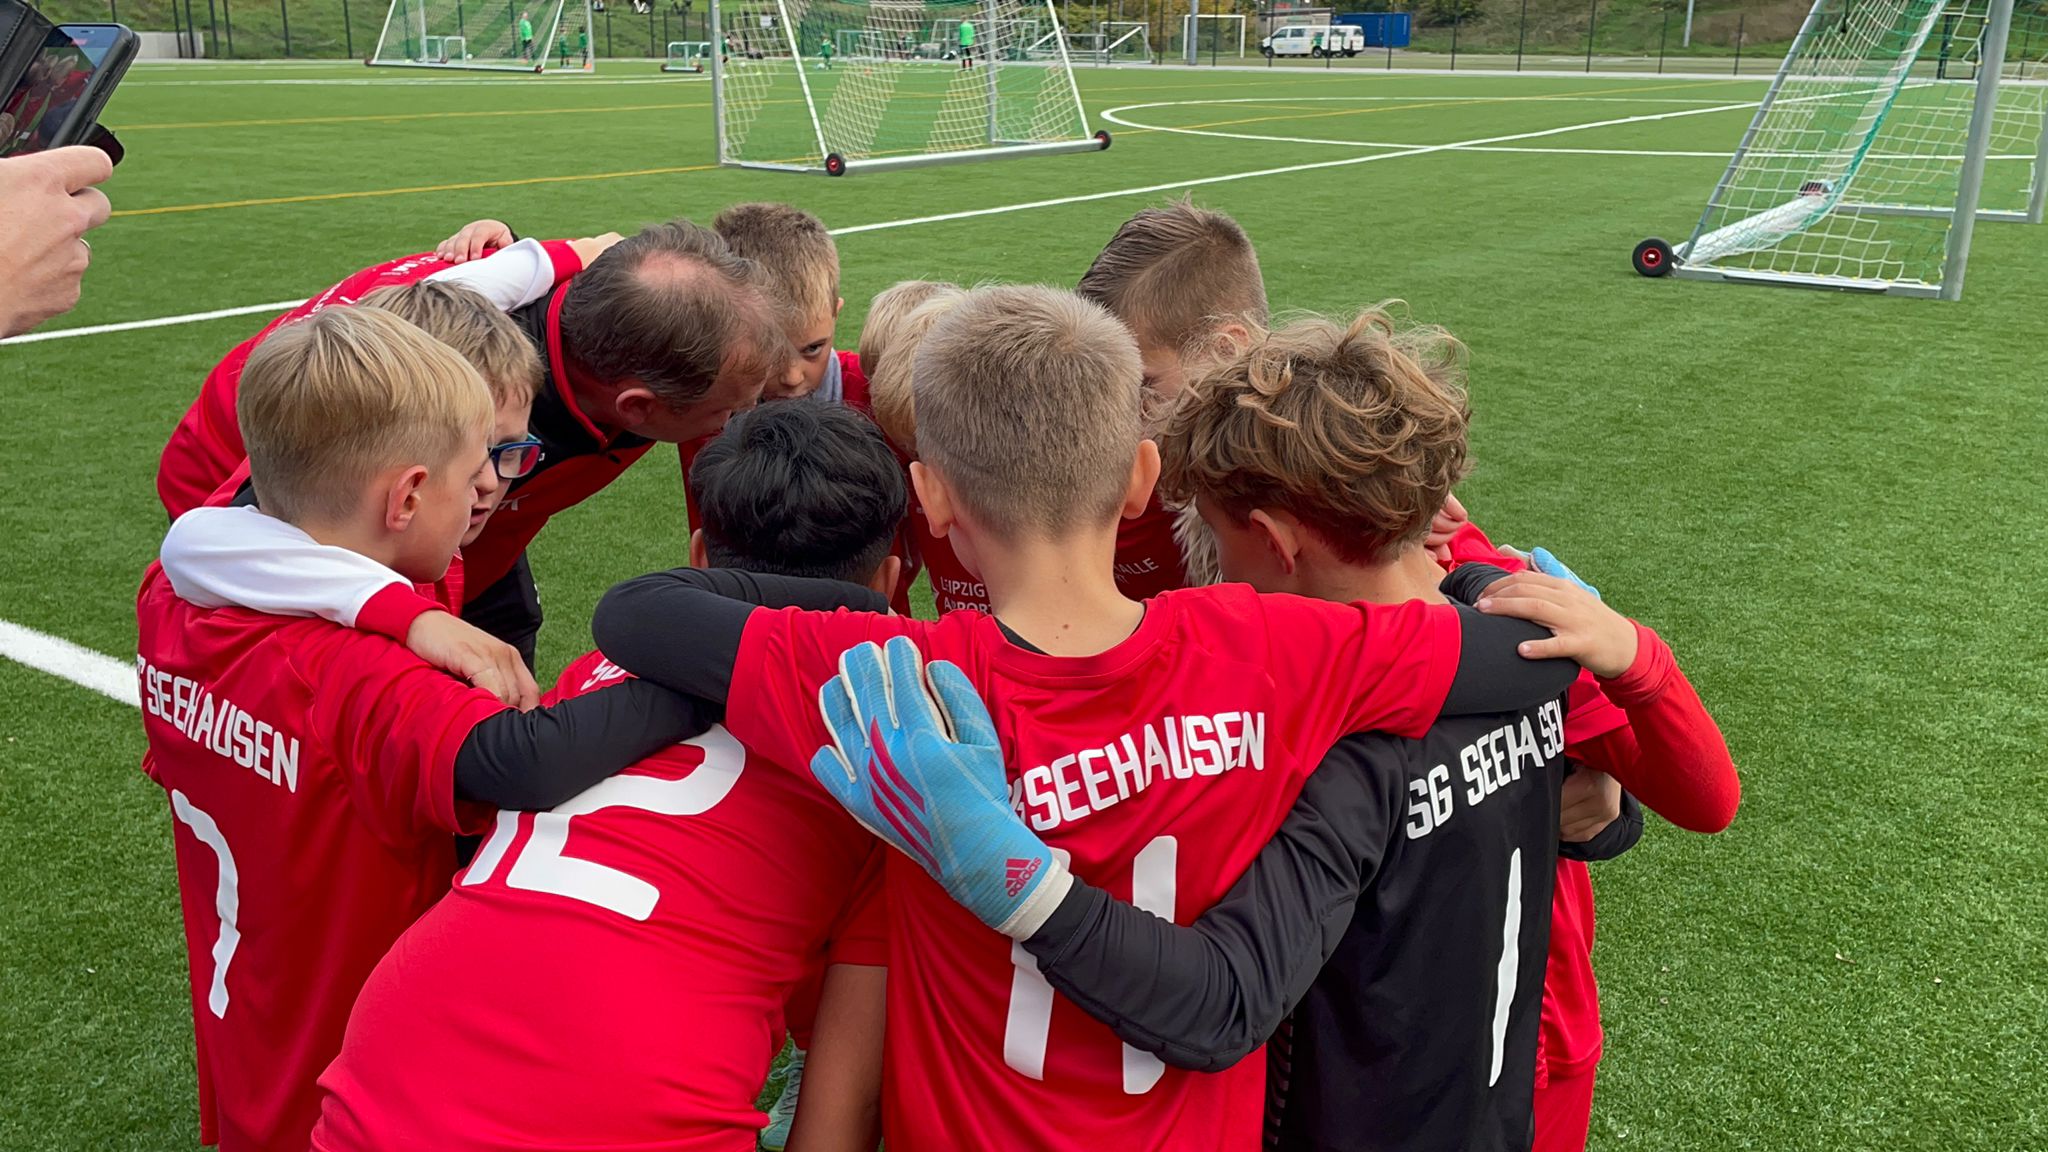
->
xmin=41 ymin=0 xmax=2048 ymax=76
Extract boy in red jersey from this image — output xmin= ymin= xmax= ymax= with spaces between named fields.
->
xmin=137 ymin=306 xmax=715 ymax=1152
xmin=587 ymin=286 xmax=1584 ymax=1151
xmin=847 ymin=311 xmax=1737 ymax=1152
xmin=161 ymin=218 xmax=787 ymax=666
xmin=156 ymin=227 xmax=608 ymax=520
xmin=275 ymin=401 xmax=910 ymax=1152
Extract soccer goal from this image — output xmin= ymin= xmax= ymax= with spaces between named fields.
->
xmin=1634 ymin=0 xmax=2048 ymax=299
xmin=710 ymin=0 xmax=1110 ymax=175
xmin=665 ymin=39 xmax=713 ymax=70
xmin=1100 ymin=20 xmax=1153 ymax=61
xmin=1182 ymin=12 xmax=1245 ymax=61
xmin=371 ymin=0 xmax=595 ymax=73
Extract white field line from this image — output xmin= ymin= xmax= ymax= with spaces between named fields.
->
xmin=0 ymin=620 xmax=138 ymax=707
xmin=4 ymin=91 xmax=1779 ymax=348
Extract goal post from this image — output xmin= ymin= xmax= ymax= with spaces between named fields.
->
xmin=664 ymin=39 xmax=713 ymax=70
xmin=710 ymin=0 xmax=1110 ymax=175
xmin=1636 ymin=0 xmax=2044 ymax=299
xmin=370 ymin=0 xmax=594 ymax=72
xmin=1182 ymin=12 xmax=1245 ymax=58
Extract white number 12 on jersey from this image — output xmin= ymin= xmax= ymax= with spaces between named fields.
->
xmin=1003 ymin=836 xmax=1177 ymax=1093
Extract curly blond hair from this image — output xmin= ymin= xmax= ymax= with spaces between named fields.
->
xmin=1159 ymin=306 xmax=1470 ymax=564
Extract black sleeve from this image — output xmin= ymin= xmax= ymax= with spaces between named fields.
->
xmin=1440 ymin=604 xmax=1579 ymax=717
xmin=1558 ymin=783 xmax=1644 ymax=863
xmin=453 ymin=680 xmax=717 ymax=810
xmin=1439 ymin=562 xmax=1513 ymax=606
xmin=592 ymin=567 xmax=888 ymax=704
xmin=1021 ymin=738 xmax=1394 ymax=1071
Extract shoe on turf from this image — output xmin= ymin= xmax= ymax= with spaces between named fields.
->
xmin=759 ymin=1047 xmax=805 ymax=1151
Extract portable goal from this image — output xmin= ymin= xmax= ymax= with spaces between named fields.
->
xmin=1182 ymin=12 xmax=1245 ymax=61
xmin=371 ymin=0 xmax=595 ymax=72
xmin=1634 ymin=0 xmax=2048 ymax=299
xmin=710 ymin=0 xmax=1110 ymax=175
xmin=665 ymin=39 xmax=714 ymax=70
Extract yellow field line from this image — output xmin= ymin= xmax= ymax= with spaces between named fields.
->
xmin=118 ymin=100 xmax=709 ymax=130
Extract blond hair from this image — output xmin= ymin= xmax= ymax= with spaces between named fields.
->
xmin=858 ymin=279 xmax=962 ymax=380
xmin=712 ymin=202 xmax=840 ymax=326
xmin=913 ymin=285 xmax=1142 ymax=538
xmin=1076 ymin=200 xmax=1269 ymax=354
xmin=359 ymin=281 xmax=541 ymax=409
xmin=238 ymin=306 xmax=492 ymax=525
xmin=865 ymin=286 xmax=966 ymax=455
xmin=1159 ymin=307 xmax=1470 ymax=564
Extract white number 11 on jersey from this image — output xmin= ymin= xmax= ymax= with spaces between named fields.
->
xmin=1003 ymin=836 xmax=1178 ymax=1093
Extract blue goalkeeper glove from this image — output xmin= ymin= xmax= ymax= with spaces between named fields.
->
xmin=1529 ymin=546 xmax=1600 ymax=600
xmin=810 ymin=636 xmax=1071 ymax=938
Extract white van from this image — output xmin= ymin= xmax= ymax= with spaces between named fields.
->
xmin=1260 ymin=23 xmax=1364 ymax=58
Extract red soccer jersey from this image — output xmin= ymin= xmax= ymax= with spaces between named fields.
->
xmin=134 ymin=564 xmax=503 ymax=1152
xmin=311 ymin=651 xmax=886 ymax=1152
xmin=156 ymin=242 xmax=582 ymax=521
xmin=722 ymin=586 xmax=1463 ymax=1150
xmin=918 ymin=492 xmax=1190 ymax=616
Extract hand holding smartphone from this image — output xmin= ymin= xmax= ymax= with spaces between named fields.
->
xmin=0 ymin=6 xmax=134 ymax=162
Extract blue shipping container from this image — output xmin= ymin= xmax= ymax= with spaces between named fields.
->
xmin=1333 ymin=12 xmax=1412 ymax=46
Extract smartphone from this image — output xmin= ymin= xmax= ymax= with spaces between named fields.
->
xmin=0 ymin=22 xmax=135 ymax=159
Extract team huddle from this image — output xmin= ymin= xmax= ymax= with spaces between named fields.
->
xmin=135 ymin=199 xmax=1741 ymax=1152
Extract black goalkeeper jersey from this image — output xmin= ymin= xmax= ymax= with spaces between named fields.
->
xmin=1262 ymin=707 xmax=1568 ymax=1152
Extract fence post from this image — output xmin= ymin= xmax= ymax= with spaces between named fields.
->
xmin=280 ymin=0 xmax=290 ymax=56
xmin=221 ymin=0 xmax=233 ymax=57
xmin=1515 ymin=0 xmax=1527 ymax=70
xmin=342 ymin=0 xmax=352 ymax=56
xmin=1584 ymin=0 xmax=1596 ymax=71
xmin=1657 ymin=6 xmax=1666 ymax=72
xmin=1450 ymin=7 xmax=1458 ymax=69
xmin=646 ymin=2 xmax=655 ymax=57
xmin=1732 ymin=11 xmax=1743 ymax=73
xmin=108 ymin=0 xmax=116 ymax=22
xmin=606 ymin=8 xmax=613 ymax=55
xmin=662 ymin=8 xmax=669 ymax=47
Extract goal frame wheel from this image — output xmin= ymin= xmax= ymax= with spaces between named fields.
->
xmin=824 ymin=152 xmax=848 ymax=177
xmin=1632 ymin=237 xmax=1675 ymax=278
xmin=1094 ymin=129 xmax=1112 ymax=149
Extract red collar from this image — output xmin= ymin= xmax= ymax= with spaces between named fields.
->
xmin=545 ymin=283 xmax=622 ymax=448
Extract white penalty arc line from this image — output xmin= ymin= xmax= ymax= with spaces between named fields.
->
xmin=8 ymin=93 xmax=1776 ymax=349
xmin=0 ymin=620 xmax=139 ymax=707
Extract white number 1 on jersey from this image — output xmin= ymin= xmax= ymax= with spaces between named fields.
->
xmin=1003 ymin=836 xmax=1177 ymax=1093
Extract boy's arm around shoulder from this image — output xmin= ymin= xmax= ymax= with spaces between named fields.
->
xmin=160 ymin=505 xmax=440 ymax=639
xmin=1566 ymin=624 xmax=1740 ymax=834
xmin=591 ymin=567 xmax=892 ymax=705
xmin=1024 ymin=735 xmax=1394 ymax=1071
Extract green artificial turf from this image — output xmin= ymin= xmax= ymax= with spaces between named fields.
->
xmin=2 ymin=58 xmax=2044 ymax=1150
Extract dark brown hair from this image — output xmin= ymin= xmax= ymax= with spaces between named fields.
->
xmin=557 ymin=219 xmax=786 ymax=410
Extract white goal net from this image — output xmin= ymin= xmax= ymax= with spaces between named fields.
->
xmin=711 ymin=0 xmax=1108 ymax=174
xmin=1654 ymin=0 xmax=2048 ymax=299
xmin=372 ymin=0 xmax=594 ymax=72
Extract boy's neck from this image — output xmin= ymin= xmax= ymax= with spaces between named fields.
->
xmin=280 ymin=507 xmax=406 ymax=575
xmin=1294 ymin=544 xmax=1448 ymax=608
xmin=977 ymin=526 xmax=1144 ymax=658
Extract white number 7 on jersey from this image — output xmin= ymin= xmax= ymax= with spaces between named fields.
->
xmin=1003 ymin=836 xmax=1177 ymax=1093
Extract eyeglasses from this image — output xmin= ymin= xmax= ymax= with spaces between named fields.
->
xmin=489 ymin=437 xmax=544 ymax=480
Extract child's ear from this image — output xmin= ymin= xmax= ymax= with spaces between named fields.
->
xmin=834 ymin=296 xmax=846 ymax=318
xmin=1123 ymin=440 xmax=1162 ymax=518
xmin=384 ymin=465 xmax=431 ymax=532
xmin=1247 ymin=509 xmax=1301 ymax=576
xmin=869 ymin=554 xmax=903 ymax=605
xmin=687 ymin=528 xmax=709 ymax=570
xmin=911 ymin=461 xmax=955 ymax=538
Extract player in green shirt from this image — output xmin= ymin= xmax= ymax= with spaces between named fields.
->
xmin=519 ymin=12 xmax=534 ymax=59
xmin=957 ymin=18 xmax=974 ymax=67
xmin=817 ymin=36 xmax=833 ymax=69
